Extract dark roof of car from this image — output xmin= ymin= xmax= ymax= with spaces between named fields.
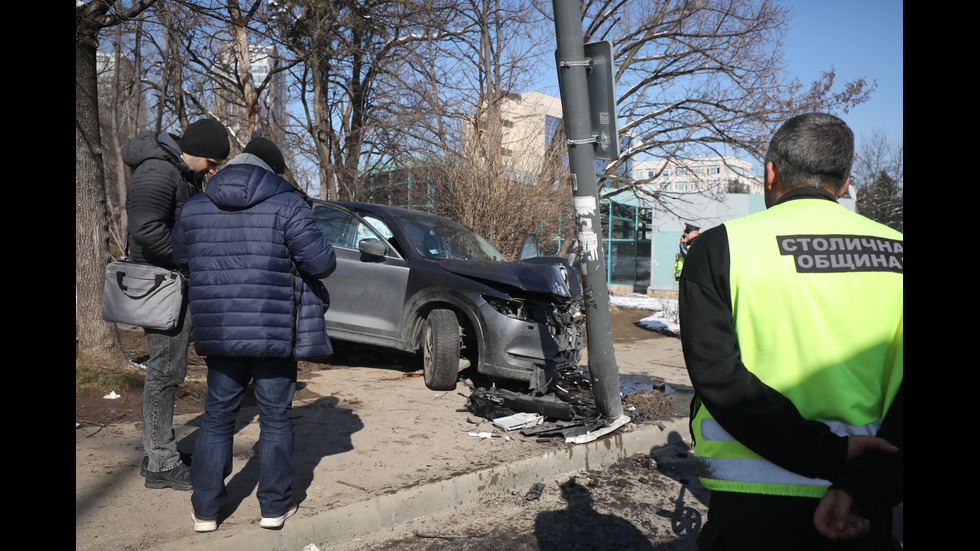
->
xmin=329 ymin=202 xmax=473 ymax=229
xmin=333 ymin=201 xmax=437 ymax=218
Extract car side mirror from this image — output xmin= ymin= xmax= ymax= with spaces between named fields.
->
xmin=358 ymin=238 xmax=387 ymax=259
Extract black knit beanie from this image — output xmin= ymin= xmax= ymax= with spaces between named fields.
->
xmin=243 ymin=137 xmax=287 ymax=175
xmin=179 ymin=119 xmax=230 ymax=160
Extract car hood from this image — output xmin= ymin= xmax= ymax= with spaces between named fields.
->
xmin=438 ymin=257 xmax=581 ymax=300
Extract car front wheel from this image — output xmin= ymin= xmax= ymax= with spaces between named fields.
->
xmin=423 ymin=309 xmax=461 ymax=390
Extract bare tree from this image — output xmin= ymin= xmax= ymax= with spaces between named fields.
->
xmin=566 ymin=0 xmax=875 ymax=200
xmin=386 ymin=0 xmax=877 ymax=255
xmin=182 ymin=1 xmax=299 ymax=146
xmin=415 ymin=115 xmax=574 ymax=259
xmin=270 ymin=0 xmax=451 ymax=200
xmin=143 ymin=3 xmax=196 ymax=132
xmin=97 ymin=2 xmax=219 ymax=260
xmin=99 ymin=20 xmax=146 ymax=257
xmin=372 ymin=0 xmax=570 ymax=258
xmin=224 ymin=1 xmax=265 ymax=137
xmin=77 ymin=0 xmax=157 ymax=370
xmin=100 ymin=1 xmax=301 ymax=166
xmin=854 ymin=131 xmax=903 ymax=233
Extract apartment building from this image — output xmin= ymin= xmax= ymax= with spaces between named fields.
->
xmin=631 ymin=156 xmax=762 ymax=195
xmin=494 ymin=90 xmax=565 ymax=170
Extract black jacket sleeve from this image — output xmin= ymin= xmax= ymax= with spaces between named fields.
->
xmin=679 ymin=225 xmax=849 ymax=481
xmin=831 ymin=381 xmax=903 ymax=511
xmin=126 ymin=160 xmax=182 ymax=266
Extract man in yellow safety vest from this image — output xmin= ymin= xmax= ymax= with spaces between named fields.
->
xmin=679 ymin=112 xmax=902 ymax=550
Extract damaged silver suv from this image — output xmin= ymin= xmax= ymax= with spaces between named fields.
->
xmin=311 ymin=201 xmax=583 ymax=392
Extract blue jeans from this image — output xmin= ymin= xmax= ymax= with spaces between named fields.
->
xmin=190 ymin=356 xmax=297 ymax=520
xmin=142 ymin=307 xmax=191 ymax=472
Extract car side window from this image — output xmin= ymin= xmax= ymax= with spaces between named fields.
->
xmin=313 ymin=203 xmax=399 ymax=258
xmin=313 ymin=203 xmax=359 ymax=249
xmin=363 ymin=215 xmax=394 ymax=240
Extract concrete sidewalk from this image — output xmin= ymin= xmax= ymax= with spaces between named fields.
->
xmin=76 ymin=337 xmax=692 ymax=551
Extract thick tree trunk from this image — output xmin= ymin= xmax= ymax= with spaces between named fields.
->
xmin=76 ymin=11 xmax=129 ymax=370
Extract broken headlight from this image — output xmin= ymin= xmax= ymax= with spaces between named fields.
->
xmin=484 ymin=295 xmax=526 ymax=320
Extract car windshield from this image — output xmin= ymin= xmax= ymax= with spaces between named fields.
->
xmin=397 ymin=212 xmax=508 ymax=261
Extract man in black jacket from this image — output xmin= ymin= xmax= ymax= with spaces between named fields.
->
xmin=122 ymin=118 xmax=230 ymax=490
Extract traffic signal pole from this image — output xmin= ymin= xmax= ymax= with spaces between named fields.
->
xmin=552 ymin=0 xmax=624 ymax=421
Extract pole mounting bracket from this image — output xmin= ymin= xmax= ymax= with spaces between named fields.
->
xmin=566 ymin=135 xmax=598 ymax=145
xmin=558 ymin=58 xmax=592 ymax=69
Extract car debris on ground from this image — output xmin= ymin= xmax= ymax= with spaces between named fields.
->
xmin=463 ymin=366 xmax=677 ymax=444
xmin=491 ymin=412 xmax=545 ymax=431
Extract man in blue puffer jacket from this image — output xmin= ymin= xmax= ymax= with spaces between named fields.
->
xmin=172 ymin=137 xmax=336 ymax=533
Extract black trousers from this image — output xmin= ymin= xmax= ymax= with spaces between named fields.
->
xmin=698 ymin=491 xmax=894 ymax=551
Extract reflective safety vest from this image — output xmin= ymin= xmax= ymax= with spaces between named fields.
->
xmin=692 ymin=197 xmax=903 ymax=498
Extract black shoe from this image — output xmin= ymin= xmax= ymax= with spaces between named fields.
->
xmin=145 ymin=462 xmax=193 ymax=491
xmin=142 ymin=453 xmax=192 ymax=477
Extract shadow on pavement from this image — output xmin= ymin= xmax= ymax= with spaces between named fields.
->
xmin=176 ymin=394 xmax=363 ymax=523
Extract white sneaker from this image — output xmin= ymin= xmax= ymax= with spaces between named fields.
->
xmin=191 ymin=511 xmax=217 ymax=533
xmin=260 ymin=503 xmax=298 ymax=529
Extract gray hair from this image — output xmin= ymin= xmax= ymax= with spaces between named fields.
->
xmin=764 ymin=113 xmax=854 ymax=194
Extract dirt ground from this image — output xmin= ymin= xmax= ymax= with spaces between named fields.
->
xmin=78 ymin=304 xmax=706 ymax=551
xmin=75 ymin=304 xmax=672 ymax=426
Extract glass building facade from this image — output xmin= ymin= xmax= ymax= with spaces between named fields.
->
xmin=600 ymin=198 xmax=652 ymax=291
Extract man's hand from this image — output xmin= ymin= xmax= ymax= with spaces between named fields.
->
xmin=815 ymin=436 xmax=899 ymax=540
xmin=846 ymin=435 xmax=898 ymax=461
xmin=813 ymin=488 xmax=869 ymax=540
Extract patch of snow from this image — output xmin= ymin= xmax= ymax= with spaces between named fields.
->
xmin=609 ymin=293 xmax=680 ymax=335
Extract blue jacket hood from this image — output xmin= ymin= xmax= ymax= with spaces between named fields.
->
xmin=205 ymin=157 xmax=296 ymax=209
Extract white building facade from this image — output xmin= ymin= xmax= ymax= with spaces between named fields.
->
xmin=632 ymin=156 xmax=762 ymax=195
xmin=497 ymin=91 xmax=565 ymax=170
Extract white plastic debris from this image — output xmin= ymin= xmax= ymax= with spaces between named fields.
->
xmin=467 ymin=432 xmax=495 ymax=439
xmin=103 ymin=391 xmax=121 ymax=400
xmin=492 ymin=412 xmax=544 ymax=431
xmin=564 ymin=414 xmax=631 ymax=444
xmin=303 ymin=545 xmax=322 ymax=551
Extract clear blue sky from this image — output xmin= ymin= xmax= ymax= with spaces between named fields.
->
xmin=781 ymin=0 xmax=904 ymax=143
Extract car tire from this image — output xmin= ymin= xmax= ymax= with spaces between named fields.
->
xmin=423 ymin=309 xmax=461 ymax=391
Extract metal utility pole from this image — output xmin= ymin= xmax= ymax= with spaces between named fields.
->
xmin=552 ymin=0 xmax=623 ymax=421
